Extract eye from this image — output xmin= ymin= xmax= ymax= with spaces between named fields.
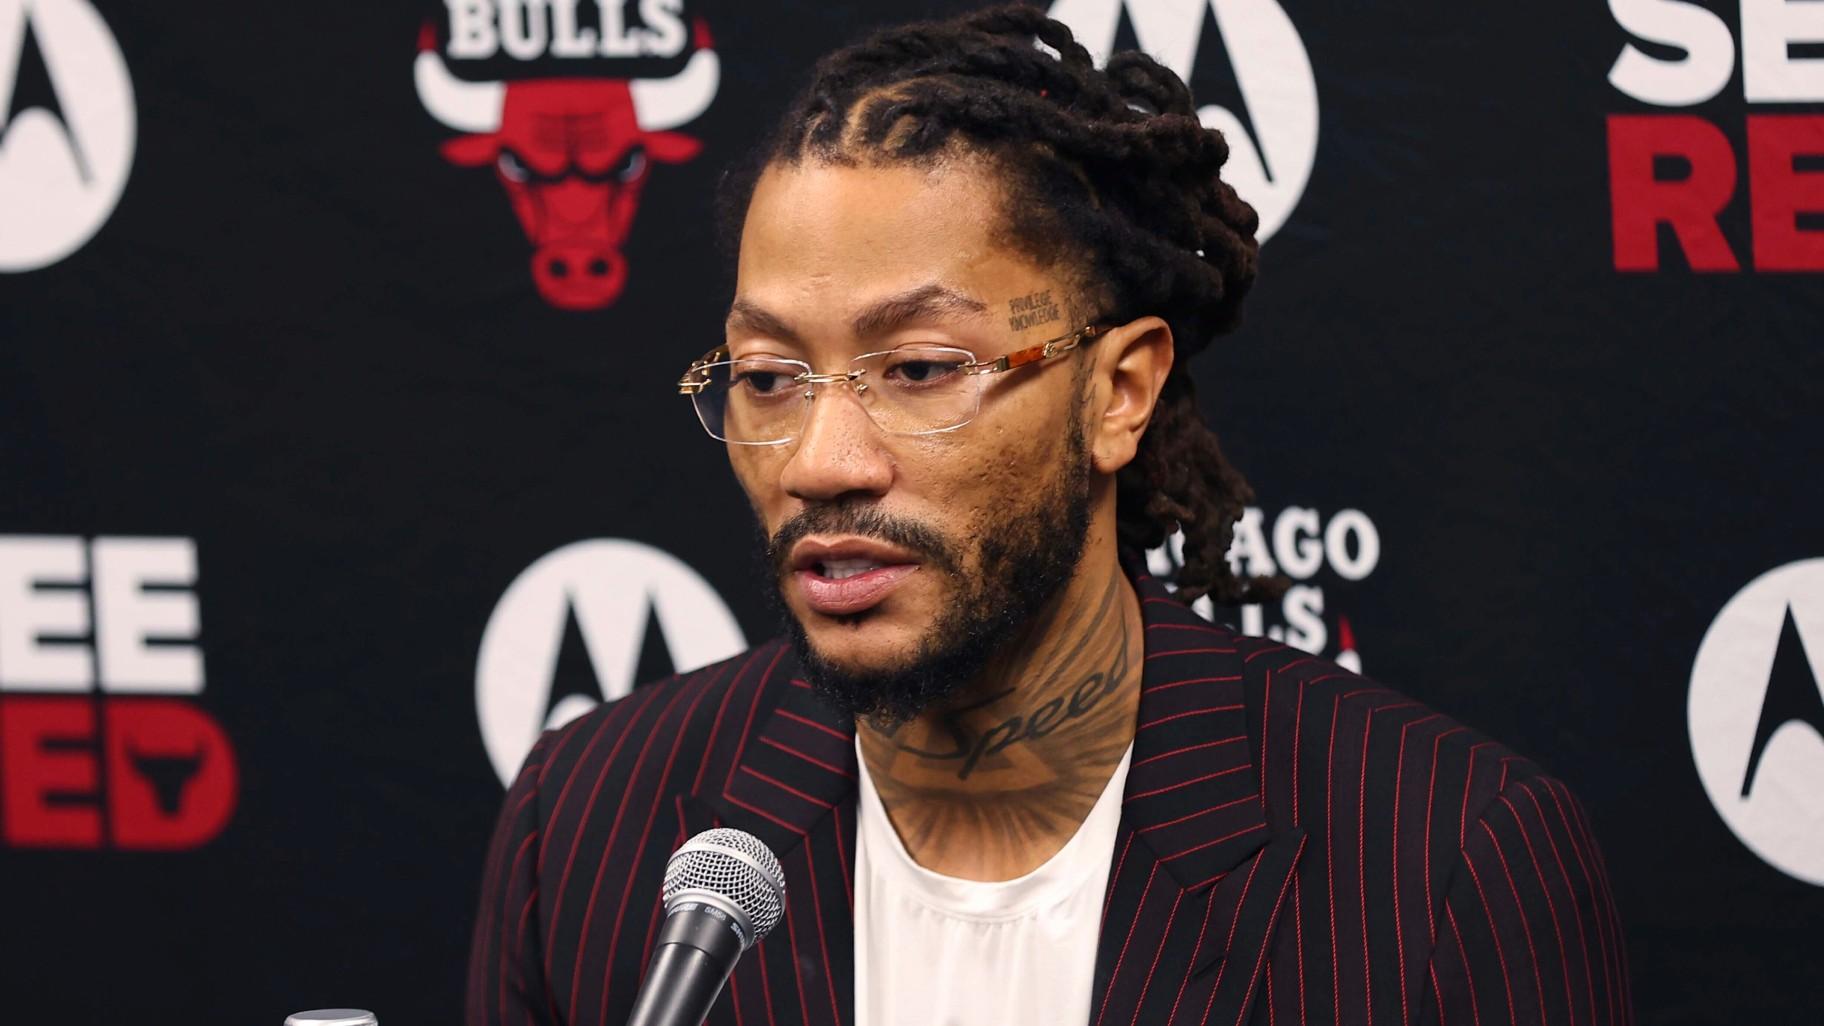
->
xmin=881 ymin=351 xmax=967 ymax=385
xmin=611 ymin=146 xmax=647 ymax=182
xmin=496 ymin=150 xmax=530 ymax=183
xmin=733 ymin=365 xmax=795 ymax=396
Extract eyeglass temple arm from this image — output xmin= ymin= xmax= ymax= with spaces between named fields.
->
xmin=965 ymin=324 xmax=1107 ymax=375
xmin=677 ymin=345 xmax=731 ymax=394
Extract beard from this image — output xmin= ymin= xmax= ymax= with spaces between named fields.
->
xmin=761 ymin=421 xmax=1093 ymax=725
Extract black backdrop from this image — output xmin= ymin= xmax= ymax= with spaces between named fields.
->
xmin=3 ymin=1 xmax=1821 ymax=1023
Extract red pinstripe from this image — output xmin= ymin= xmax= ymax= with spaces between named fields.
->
xmin=777 ymin=707 xmax=851 ymax=742
xmin=1140 ymin=792 xmax=1256 ymax=833
xmin=597 ymin=678 xmax=713 ymax=1025
xmin=1326 ymin=695 xmax=1343 ymax=1026
xmin=1481 ymin=819 xmax=1546 ymax=1024
xmin=1148 ymin=646 xmax=1241 ymax=659
xmin=1518 ymin=785 xmax=1595 ymax=1026
xmin=573 ymin=682 xmax=695 ymax=1024
xmin=1425 ymin=726 xmax=1470 ymax=938
xmin=1460 ymin=742 xmax=1497 ymax=848
xmin=1166 ymin=885 xmax=1220 ymax=1026
xmin=465 ymin=577 xmax=1630 ymax=1026
xmin=1130 ymin=889 xmax=1187 ymax=1026
xmin=740 ymin=764 xmax=837 ymax=809
xmin=832 ymin=804 xmax=852 ymax=909
xmin=1164 ymin=822 xmax=1270 ymax=863
xmin=1358 ymin=707 xmax=1375 ymax=1026
xmin=1395 ymin=712 xmax=1444 ymax=1026
xmin=758 ymin=735 xmax=856 ymax=777
xmin=1460 ymin=845 xmax=1519 ymax=1026
xmin=1133 ymin=734 xmax=1248 ymax=769
xmin=1150 ymin=673 xmax=1246 ymax=693
xmin=1224 ymin=834 xmax=1306 ymax=1026
xmin=1540 ymin=780 xmax=1616 ymax=1025
xmin=1444 ymin=905 xmax=1483 ymax=1026
xmin=1499 ymin=795 xmax=1576 ymax=1026
xmin=1293 ymin=878 xmax=1309 ymax=1026
xmin=547 ymin=685 xmax=663 ymax=961
xmin=722 ymin=645 xmax=789 ymax=795
xmin=801 ymin=844 xmax=842 ymax=1025
xmin=1139 ymin=704 xmax=1247 ymax=729
xmin=1095 ymin=862 xmax=1160 ymax=1026
xmin=1099 ymin=831 xmax=1137 ymax=933
xmin=690 ymin=651 xmax=756 ymax=795
xmin=1129 ymin=762 xmax=1250 ymax=801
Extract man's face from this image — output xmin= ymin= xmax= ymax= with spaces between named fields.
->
xmin=727 ymin=158 xmax=1096 ymax=721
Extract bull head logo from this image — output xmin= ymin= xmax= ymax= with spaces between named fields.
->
xmin=413 ymin=22 xmax=718 ymax=310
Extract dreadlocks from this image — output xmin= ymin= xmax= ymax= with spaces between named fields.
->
xmin=721 ymin=3 xmax=1283 ymax=605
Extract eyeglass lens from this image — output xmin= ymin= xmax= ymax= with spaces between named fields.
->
xmin=691 ymin=346 xmax=983 ymax=444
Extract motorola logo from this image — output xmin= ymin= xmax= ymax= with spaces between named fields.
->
xmin=1049 ymin=0 xmax=1318 ymax=243
xmin=0 ymin=0 xmax=135 ymax=272
xmin=1689 ymin=559 xmax=1824 ymax=885
xmin=475 ymin=539 xmax=746 ymax=785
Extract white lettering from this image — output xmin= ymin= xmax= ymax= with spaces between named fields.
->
xmin=1228 ymin=507 xmax=1276 ymax=578
xmin=599 ymin=0 xmax=640 ymax=56
xmin=1282 ymin=585 xmax=1327 ymax=654
xmin=1608 ymin=0 xmax=1736 ymax=105
xmin=1742 ymin=0 xmax=1824 ymax=101
xmin=0 ymin=537 xmax=93 ymax=691
xmin=500 ymin=0 xmax=551 ymax=60
xmin=446 ymin=0 xmax=500 ymax=58
xmin=638 ymin=0 xmax=688 ymax=57
xmin=92 ymin=537 xmax=203 ymax=694
xmin=1272 ymin=506 xmax=1325 ymax=580
xmin=1325 ymin=509 xmax=1381 ymax=582
xmin=549 ymin=0 xmax=599 ymax=57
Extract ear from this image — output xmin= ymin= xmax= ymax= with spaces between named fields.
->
xmin=1085 ymin=316 xmax=1174 ymax=476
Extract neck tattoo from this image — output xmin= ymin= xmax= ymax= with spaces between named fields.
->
xmin=858 ymin=570 xmax=1140 ymax=874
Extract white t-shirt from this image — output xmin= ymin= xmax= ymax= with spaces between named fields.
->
xmin=853 ymin=741 xmax=1133 ymax=1026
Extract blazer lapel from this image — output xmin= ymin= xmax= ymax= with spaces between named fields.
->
xmin=1089 ymin=576 xmax=1306 ymax=1026
xmin=689 ymin=653 xmax=859 ymax=1026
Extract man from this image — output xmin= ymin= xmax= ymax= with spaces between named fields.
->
xmin=468 ymin=7 xmax=1632 ymax=1025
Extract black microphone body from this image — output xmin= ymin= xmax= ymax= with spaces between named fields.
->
xmin=624 ymin=900 xmax=747 ymax=1026
xmin=625 ymin=828 xmax=787 ymax=1026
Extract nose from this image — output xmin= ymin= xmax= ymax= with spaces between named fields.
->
xmin=778 ymin=380 xmax=894 ymax=504
xmin=531 ymin=244 xmax=626 ymax=311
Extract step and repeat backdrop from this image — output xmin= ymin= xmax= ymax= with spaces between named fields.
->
xmin=2 ymin=0 xmax=1820 ymax=1022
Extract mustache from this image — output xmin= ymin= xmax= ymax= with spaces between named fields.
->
xmin=767 ymin=502 xmax=963 ymax=576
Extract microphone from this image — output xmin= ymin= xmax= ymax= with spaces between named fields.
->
xmin=625 ymin=827 xmax=787 ymax=1026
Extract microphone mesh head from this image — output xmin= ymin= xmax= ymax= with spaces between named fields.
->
xmin=662 ymin=828 xmax=787 ymax=941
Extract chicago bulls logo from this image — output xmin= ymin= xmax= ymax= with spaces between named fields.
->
xmin=413 ymin=12 xmax=717 ymax=310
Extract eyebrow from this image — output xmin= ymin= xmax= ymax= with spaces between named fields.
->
xmin=725 ymin=283 xmax=990 ymax=344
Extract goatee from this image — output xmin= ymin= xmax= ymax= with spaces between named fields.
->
xmin=762 ymin=430 xmax=1093 ymax=725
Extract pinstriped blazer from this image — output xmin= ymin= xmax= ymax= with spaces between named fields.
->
xmin=468 ymin=575 xmax=1632 ymax=1026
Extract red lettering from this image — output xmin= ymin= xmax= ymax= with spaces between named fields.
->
xmin=1608 ymin=115 xmax=1740 ymax=272
xmin=105 ymin=699 xmax=237 ymax=850
xmin=1749 ymin=115 xmax=1824 ymax=271
xmin=0 ymin=697 xmax=101 ymax=848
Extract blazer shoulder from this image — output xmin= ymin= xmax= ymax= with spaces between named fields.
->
xmin=525 ymin=638 xmax=795 ymax=808
xmin=1235 ymin=633 xmax=1548 ymax=835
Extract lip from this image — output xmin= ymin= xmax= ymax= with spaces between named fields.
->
xmin=788 ymin=536 xmax=922 ymax=617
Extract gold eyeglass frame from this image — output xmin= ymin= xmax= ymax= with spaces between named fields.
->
xmin=676 ymin=323 xmax=1111 ymax=444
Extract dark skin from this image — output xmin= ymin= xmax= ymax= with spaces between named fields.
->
xmin=728 ymin=155 xmax=1173 ymax=880
xmin=856 ymin=566 xmax=1138 ymax=875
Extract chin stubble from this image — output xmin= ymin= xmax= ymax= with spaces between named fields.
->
xmin=763 ymin=424 xmax=1094 ymax=725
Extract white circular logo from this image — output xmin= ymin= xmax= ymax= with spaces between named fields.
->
xmin=476 ymin=540 xmax=746 ymax=785
xmin=1689 ymin=558 xmax=1824 ymax=886
xmin=1049 ymin=0 xmax=1318 ymax=242
xmin=0 ymin=0 xmax=135 ymax=272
